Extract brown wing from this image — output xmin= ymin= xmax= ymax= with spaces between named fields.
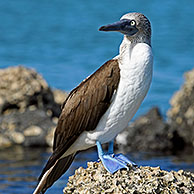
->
xmin=54 ymin=59 xmax=120 ymax=149
xmin=39 ymin=59 xmax=120 ymax=179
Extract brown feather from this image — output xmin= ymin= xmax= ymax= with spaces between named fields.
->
xmin=34 ymin=154 xmax=75 ymax=194
xmin=38 ymin=59 xmax=120 ymax=189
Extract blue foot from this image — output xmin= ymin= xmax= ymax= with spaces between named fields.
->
xmin=96 ymin=141 xmax=137 ymax=174
xmin=99 ymin=153 xmax=129 ymax=173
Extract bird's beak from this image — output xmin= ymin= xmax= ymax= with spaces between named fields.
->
xmin=99 ymin=20 xmax=125 ymax=32
xmin=99 ymin=19 xmax=138 ymax=36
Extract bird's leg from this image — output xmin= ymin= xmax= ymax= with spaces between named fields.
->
xmin=108 ymin=140 xmax=137 ymax=167
xmin=96 ymin=140 xmax=137 ymax=174
xmin=107 ymin=140 xmax=114 ymax=155
xmin=96 ymin=141 xmax=129 ymax=174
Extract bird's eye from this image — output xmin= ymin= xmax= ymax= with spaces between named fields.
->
xmin=130 ymin=20 xmax=136 ymax=26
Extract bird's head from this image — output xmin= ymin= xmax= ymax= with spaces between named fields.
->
xmin=99 ymin=12 xmax=151 ymax=45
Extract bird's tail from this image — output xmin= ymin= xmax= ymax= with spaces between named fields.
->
xmin=33 ymin=154 xmax=75 ymax=194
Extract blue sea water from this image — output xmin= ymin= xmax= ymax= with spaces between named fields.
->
xmin=1 ymin=0 xmax=194 ymax=116
xmin=0 ymin=1 xmax=194 ymax=193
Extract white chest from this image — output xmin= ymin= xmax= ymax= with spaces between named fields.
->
xmin=64 ymin=42 xmax=153 ymax=156
xmin=92 ymin=43 xmax=153 ymax=142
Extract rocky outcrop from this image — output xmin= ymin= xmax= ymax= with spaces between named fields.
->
xmin=0 ymin=66 xmax=67 ymax=148
xmin=0 ymin=66 xmax=61 ymax=116
xmin=116 ymin=107 xmax=173 ymax=153
xmin=63 ymin=161 xmax=194 ymax=194
xmin=168 ymin=69 xmax=194 ymax=150
xmin=0 ymin=109 xmax=56 ymax=148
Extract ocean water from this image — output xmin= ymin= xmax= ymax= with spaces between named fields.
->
xmin=1 ymin=147 xmax=194 ymax=194
xmin=0 ymin=0 xmax=194 ymax=193
xmin=1 ymin=0 xmax=194 ymax=116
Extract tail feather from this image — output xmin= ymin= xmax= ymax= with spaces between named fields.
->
xmin=33 ymin=154 xmax=75 ymax=194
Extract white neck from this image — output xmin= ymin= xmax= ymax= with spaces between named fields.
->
xmin=118 ymin=36 xmax=133 ymax=60
xmin=117 ymin=35 xmax=152 ymax=65
xmin=116 ymin=34 xmax=153 ymax=85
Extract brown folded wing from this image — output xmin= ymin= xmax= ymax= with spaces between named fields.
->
xmin=39 ymin=59 xmax=120 ymax=180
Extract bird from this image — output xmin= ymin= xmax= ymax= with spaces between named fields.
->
xmin=33 ymin=12 xmax=153 ymax=194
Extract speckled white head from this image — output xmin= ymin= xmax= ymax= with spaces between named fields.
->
xmin=121 ymin=12 xmax=151 ymax=44
xmin=99 ymin=12 xmax=151 ymax=45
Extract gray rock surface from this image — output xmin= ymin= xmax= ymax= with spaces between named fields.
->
xmin=63 ymin=161 xmax=194 ymax=194
xmin=168 ymin=69 xmax=194 ymax=150
xmin=0 ymin=109 xmax=56 ymax=147
xmin=0 ymin=66 xmax=67 ymax=148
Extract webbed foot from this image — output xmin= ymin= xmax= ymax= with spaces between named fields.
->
xmin=96 ymin=141 xmax=137 ymax=174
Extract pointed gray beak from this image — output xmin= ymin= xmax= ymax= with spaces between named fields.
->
xmin=99 ymin=20 xmax=127 ymax=31
xmin=99 ymin=19 xmax=138 ymax=36
xmin=99 ymin=21 xmax=124 ymax=32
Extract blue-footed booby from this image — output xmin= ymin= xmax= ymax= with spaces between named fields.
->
xmin=33 ymin=12 xmax=153 ymax=194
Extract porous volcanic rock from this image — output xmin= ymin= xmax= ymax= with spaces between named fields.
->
xmin=168 ymin=69 xmax=194 ymax=150
xmin=63 ymin=161 xmax=194 ymax=194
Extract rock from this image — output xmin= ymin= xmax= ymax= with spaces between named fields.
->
xmin=0 ymin=66 xmax=69 ymax=148
xmin=0 ymin=109 xmax=56 ymax=147
xmin=52 ymin=89 xmax=68 ymax=105
xmin=24 ymin=125 xmax=42 ymax=136
xmin=63 ymin=161 xmax=194 ymax=194
xmin=0 ymin=66 xmax=61 ymax=117
xmin=168 ymin=69 xmax=194 ymax=149
xmin=116 ymin=107 xmax=173 ymax=153
xmin=0 ymin=135 xmax=12 ymax=148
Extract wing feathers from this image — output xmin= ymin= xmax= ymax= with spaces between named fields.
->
xmin=36 ymin=59 xmax=120 ymax=193
xmin=54 ymin=59 xmax=120 ymax=149
xmin=34 ymin=154 xmax=75 ymax=194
